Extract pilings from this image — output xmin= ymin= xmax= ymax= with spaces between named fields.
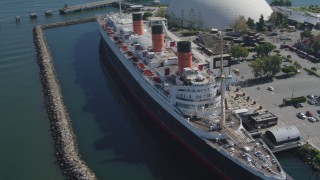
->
xmin=32 ymin=17 xmax=96 ymax=180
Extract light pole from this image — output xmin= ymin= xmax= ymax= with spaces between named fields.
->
xmin=292 ymin=85 xmax=295 ymax=98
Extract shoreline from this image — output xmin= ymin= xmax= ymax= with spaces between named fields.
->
xmin=32 ymin=17 xmax=96 ymax=180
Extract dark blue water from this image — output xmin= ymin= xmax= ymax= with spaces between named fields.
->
xmin=45 ymin=21 xmax=217 ymax=180
xmin=1 ymin=0 xmax=319 ymax=179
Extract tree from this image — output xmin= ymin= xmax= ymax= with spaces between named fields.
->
xmin=269 ymin=12 xmax=288 ymax=27
xmin=269 ymin=12 xmax=278 ymax=25
xmin=307 ymin=48 xmax=315 ymax=55
xmin=249 ymin=55 xmax=282 ymax=78
xmin=249 ymin=58 xmax=264 ymax=77
xmin=282 ymin=65 xmax=298 ymax=75
xmin=246 ymin=17 xmax=255 ymax=29
xmin=300 ymin=30 xmax=312 ymax=39
xmin=157 ymin=7 xmax=166 ymax=18
xmin=313 ymin=42 xmax=320 ymax=54
xmin=143 ymin=11 xmax=152 ymax=20
xmin=233 ymin=15 xmax=249 ymax=33
xmin=256 ymin=14 xmax=265 ymax=32
xmin=285 ymin=0 xmax=292 ymax=6
xmin=270 ymin=0 xmax=292 ymax=6
xmin=293 ymin=61 xmax=302 ymax=69
xmin=231 ymin=45 xmax=249 ymax=60
xmin=252 ymin=42 xmax=276 ymax=57
xmin=264 ymin=55 xmax=282 ymax=77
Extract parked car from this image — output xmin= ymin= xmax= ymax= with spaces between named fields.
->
xmin=308 ymin=99 xmax=317 ymax=105
xmin=314 ymin=117 xmax=320 ymax=122
xmin=297 ymin=112 xmax=307 ymax=119
xmin=307 ymin=94 xmax=315 ymax=99
xmin=267 ymin=86 xmax=274 ymax=91
xmin=317 ymin=110 xmax=320 ymax=114
xmin=308 ymin=117 xmax=316 ymax=123
xmin=293 ymin=103 xmax=304 ymax=108
xmin=306 ymin=111 xmax=313 ymax=117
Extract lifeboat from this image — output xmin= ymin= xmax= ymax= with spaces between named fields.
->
xmin=106 ymin=27 xmax=112 ymax=33
xmin=121 ymin=44 xmax=128 ymax=51
xmin=127 ymin=51 xmax=133 ymax=56
xmin=131 ymin=56 xmax=139 ymax=64
xmin=144 ymin=69 xmax=154 ymax=77
xmin=137 ymin=62 xmax=146 ymax=70
xmin=153 ymin=76 xmax=162 ymax=84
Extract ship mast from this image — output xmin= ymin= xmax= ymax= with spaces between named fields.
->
xmin=219 ymin=31 xmax=226 ymax=126
xmin=119 ymin=0 xmax=122 ymax=15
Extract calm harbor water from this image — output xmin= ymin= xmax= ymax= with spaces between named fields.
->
xmin=0 ymin=0 xmax=319 ymax=179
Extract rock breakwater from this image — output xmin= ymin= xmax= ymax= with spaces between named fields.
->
xmin=33 ymin=17 xmax=96 ymax=180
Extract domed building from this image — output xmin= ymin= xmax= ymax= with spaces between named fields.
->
xmin=166 ymin=0 xmax=273 ymax=30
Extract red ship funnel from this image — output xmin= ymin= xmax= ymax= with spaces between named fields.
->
xmin=152 ymin=25 xmax=164 ymax=52
xmin=132 ymin=13 xmax=144 ymax=35
xmin=177 ymin=41 xmax=192 ymax=75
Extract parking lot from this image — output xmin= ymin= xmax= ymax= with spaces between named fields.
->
xmin=229 ymin=63 xmax=320 ymax=148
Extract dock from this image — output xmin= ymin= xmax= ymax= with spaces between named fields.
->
xmin=59 ymin=1 xmax=143 ymax=14
xmin=59 ymin=0 xmax=112 ymax=14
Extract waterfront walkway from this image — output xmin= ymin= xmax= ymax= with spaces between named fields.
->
xmin=60 ymin=0 xmax=112 ymax=14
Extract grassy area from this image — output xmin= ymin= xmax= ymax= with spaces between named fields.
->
xmin=291 ymin=6 xmax=320 ymax=13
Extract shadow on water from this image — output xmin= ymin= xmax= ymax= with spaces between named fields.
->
xmin=71 ymin=30 xmax=219 ymax=180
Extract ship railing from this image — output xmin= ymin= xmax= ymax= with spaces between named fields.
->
xmin=219 ymin=148 xmax=271 ymax=177
xmin=101 ymin=27 xmax=173 ymax=111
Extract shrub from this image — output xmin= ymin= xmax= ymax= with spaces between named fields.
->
xmin=304 ymin=68 xmax=320 ymax=78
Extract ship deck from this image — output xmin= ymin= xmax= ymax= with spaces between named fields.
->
xmin=188 ymin=84 xmax=284 ymax=177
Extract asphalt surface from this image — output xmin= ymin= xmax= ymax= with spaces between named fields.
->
xmin=229 ymin=40 xmax=320 ymax=149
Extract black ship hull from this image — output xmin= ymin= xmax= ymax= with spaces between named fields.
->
xmin=98 ymin=34 xmax=263 ymax=180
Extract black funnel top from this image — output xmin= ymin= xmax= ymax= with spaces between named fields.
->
xmin=177 ymin=41 xmax=191 ymax=52
xmin=151 ymin=25 xmax=163 ymax=34
xmin=132 ymin=13 xmax=143 ymax=21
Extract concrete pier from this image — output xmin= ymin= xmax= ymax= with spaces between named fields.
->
xmin=60 ymin=0 xmax=112 ymax=14
xmin=33 ymin=17 xmax=96 ymax=180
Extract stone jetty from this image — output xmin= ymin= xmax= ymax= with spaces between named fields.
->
xmin=33 ymin=17 xmax=96 ymax=180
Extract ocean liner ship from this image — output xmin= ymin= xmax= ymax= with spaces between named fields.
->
xmin=97 ymin=6 xmax=287 ymax=180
